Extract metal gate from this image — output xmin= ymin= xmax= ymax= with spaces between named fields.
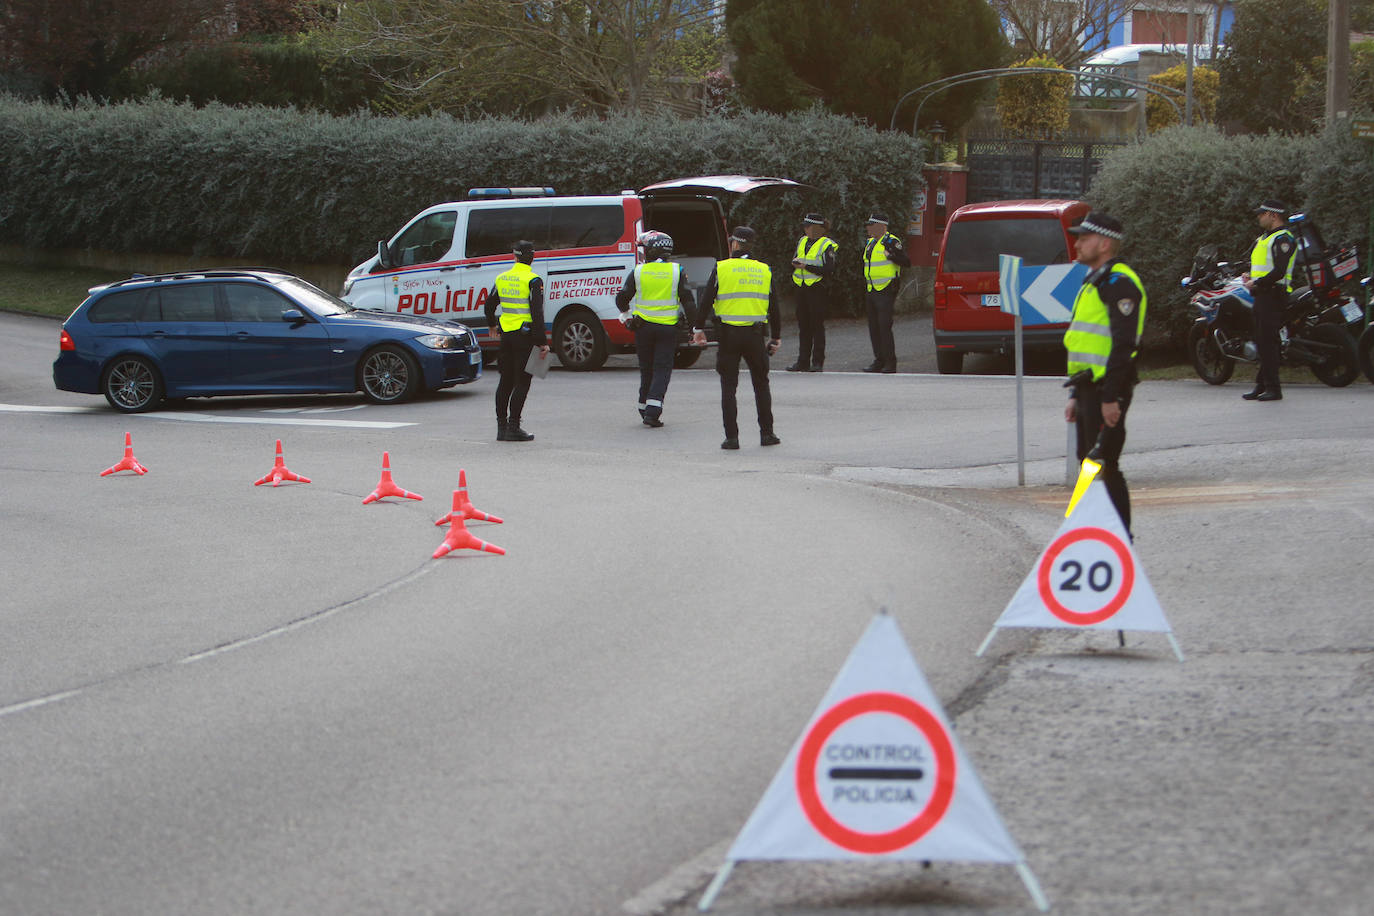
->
xmin=966 ymin=137 xmax=1128 ymax=202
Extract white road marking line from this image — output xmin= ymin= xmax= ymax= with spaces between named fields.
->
xmin=0 ymin=403 xmax=413 ymax=429
xmin=143 ymin=411 xmax=415 ymax=429
xmin=0 ymin=689 xmax=84 ymax=720
xmin=0 ymin=403 xmax=104 ymax=413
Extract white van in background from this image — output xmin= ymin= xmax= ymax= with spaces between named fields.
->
xmin=341 ymin=177 xmax=801 ymax=370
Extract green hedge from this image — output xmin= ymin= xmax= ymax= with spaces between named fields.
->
xmin=0 ymin=96 xmax=924 ymax=314
xmin=1087 ymin=125 xmax=1373 ymax=346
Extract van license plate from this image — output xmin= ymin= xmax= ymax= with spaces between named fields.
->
xmin=981 ymin=294 xmax=1001 ymax=308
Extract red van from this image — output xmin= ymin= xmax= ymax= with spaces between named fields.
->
xmin=932 ymin=199 xmax=1090 ymax=374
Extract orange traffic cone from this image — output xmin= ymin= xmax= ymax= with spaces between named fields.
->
xmin=434 ymin=469 xmax=503 ymax=526
xmin=363 ymin=451 xmax=422 ymax=504
xmin=100 ymin=432 xmax=148 ymax=476
xmin=253 ymin=439 xmax=311 ymax=487
xmin=432 ymin=513 xmax=505 ymax=558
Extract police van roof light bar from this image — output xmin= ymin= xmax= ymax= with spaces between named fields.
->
xmin=467 ymin=187 xmax=556 ymax=199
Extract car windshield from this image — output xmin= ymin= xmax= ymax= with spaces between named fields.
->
xmin=943 ymin=217 xmax=1070 ymax=273
xmin=279 ymin=277 xmax=354 ymax=316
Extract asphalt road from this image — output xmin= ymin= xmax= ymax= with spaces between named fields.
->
xmin=2 ymin=310 xmax=1372 ymax=916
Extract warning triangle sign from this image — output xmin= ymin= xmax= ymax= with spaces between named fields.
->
xmin=977 ymin=480 xmax=1182 ymax=660
xmin=725 ymin=613 xmax=1022 ymax=863
xmin=701 ymin=614 xmax=1047 ymax=910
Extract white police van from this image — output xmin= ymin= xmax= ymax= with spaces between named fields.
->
xmin=341 ymin=176 xmax=801 ymax=370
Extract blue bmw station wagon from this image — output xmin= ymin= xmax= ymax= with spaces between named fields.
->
xmin=54 ymin=268 xmax=482 ymax=412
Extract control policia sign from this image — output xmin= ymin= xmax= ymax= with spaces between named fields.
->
xmin=698 ymin=613 xmax=1049 ymax=912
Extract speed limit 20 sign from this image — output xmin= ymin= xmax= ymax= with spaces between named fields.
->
xmin=977 ymin=480 xmax=1181 ymax=660
xmin=1036 ymin=526 xmax=1135 ymax=625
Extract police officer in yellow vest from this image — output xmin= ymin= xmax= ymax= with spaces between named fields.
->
xmin=862 ymin=212 xmax=910 ymax=373
xmin=692 ymin=226 xmax=782 ymax=449
xmin=483 ymin=240 xmax=548 ymax=441
xmin=1064 ymin=212 xmax=1147 ymax=536
xmin=1243 ymin=199 xmax=1297 ymax=402
xmin=614 ymin=231 xmax=697 ymax=428
xmin=787 ymin=212 xmax=837 ymax=372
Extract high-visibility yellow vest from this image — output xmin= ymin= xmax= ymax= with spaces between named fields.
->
xmin=1064 ymin=262 xmax=1148 ymax=382
xmin=495 ymin=261 xmax=536 ymax=332
xmin=864 ymin=234 xmax=900 ymax=291
xmin=714 ymin=258 xmax=771 ymax=325
xmin=1250 ymin=228 xmax=1296 ymax=293
xmin=631 ymin=261 xmax=682 ymax=325
xmin=793 ymin=235 xmax=837 ymax=287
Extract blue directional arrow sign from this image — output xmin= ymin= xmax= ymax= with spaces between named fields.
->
xmin=997 ymin=259 xmax=1088 ymax=326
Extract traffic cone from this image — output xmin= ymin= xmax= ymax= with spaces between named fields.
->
xmin=432 ymin=513 xmax=505 ymax=558
xmin=253 ymin=439 xmax=311 ymax=487
xmin=100 ymin=432 xmax=148 ymax=476
xmin=363 ymin=451 xmax=422 ymax=504
xmin=434 ymin=469 xmax=503 ymax=526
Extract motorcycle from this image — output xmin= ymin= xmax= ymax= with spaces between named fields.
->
xmin=1181 ymin=245 xmax=1361 ymax=388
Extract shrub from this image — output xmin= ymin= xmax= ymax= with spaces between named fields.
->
xmin=1087 ymin=125 xmax=1372 ymax=346
xmin=996 ymin=57 xmax=1072 ymax=138
xmin=1146 ymin=64 xmax=1219 ymax=132
xmin=0 ymin=96 xmax=924 ymax=315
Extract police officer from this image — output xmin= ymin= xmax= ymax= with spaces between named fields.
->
xmin=484 ymin=240 xmax=548 ymax=441
xmin=1243 ymin=199 xmax=1296 ymax=402
xmin=1064 ymin=212 xmax=1146 ymax=536
xmin=787 ymin=212 xmax=837 ymax=373
xmin=692 ymin=226 xmax=782 ymax=449
xmin=862 ymin=212 xmax=910 ymax=373
xmin=614 ymin=231 xmax=696 ymax=427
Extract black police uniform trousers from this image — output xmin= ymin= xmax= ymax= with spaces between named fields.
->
xmin=494 ymin=327 xmax=535 ymax=423
xmin=866 ymin=284 xmax=898 ymax=369
xmin=794 ymin=282 xmax=827 ymax=368
xmin=1074 ymin=378 xmax=1133 ymax=537
xmin=635 ymin=320 xmax=677 ymax=420
xmin=716 ymin=323 xmax=774 ymax=439
xmin=1251 ymin=286 xmax=1286 ymax=394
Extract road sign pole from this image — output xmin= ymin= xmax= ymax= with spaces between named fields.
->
xmin=1015 ymin=309 xmax=1025 ymax=487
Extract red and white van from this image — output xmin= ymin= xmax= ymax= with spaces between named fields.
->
xmin=342 ymin=176 xmax=801 ymax=370
xmin=932 ymin=199 xmax=1090 ymax=374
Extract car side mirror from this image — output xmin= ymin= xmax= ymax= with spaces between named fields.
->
xmin=377 ymin=240 xmax=393 ymax=270
xmin=281 ymin=309 xmax=305 ymax=323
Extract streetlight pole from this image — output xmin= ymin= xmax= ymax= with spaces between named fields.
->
xmin=1185 ymin=0 xmax=1196 ymax=127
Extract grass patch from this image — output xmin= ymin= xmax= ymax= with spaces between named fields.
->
xmin=0 ymin=261 xmax=129 ymax=319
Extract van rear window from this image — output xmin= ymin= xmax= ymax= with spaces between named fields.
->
xmin=943 ymin=218 xmax=1070 ymax=273
xmin=466 ymin=205 xmax=624 ymax=258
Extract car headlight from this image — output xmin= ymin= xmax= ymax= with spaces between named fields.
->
xmin=415 ymin=334 xmax=461 ymax=350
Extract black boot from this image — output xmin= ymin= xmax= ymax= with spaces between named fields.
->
xmin=496 ymin=419 xmax=510 ymax=441
xmin=505 ymin=418 xmax=534 ymax=441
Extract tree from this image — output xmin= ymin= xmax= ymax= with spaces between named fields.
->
xmin=1217 ymin=0 xmax=1327 ymax=134
xmin=725 ymin=0 xmax=1007 ymax=131
xmin=318 ymin=0 xmax=724 ymax=116
xmin=1147 ymin=63 xmax=1219 ymax=132
xmin=996 ymin=57 xmax=1073 ymax=137
xmin=989 ymin=0 xmax=1141 ymax=68
xmin=0 ymin=0 xmax=309 ymax=99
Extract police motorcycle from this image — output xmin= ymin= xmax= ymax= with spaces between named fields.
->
xmin=1182 ymin=242 xmax=1361 ymax=388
